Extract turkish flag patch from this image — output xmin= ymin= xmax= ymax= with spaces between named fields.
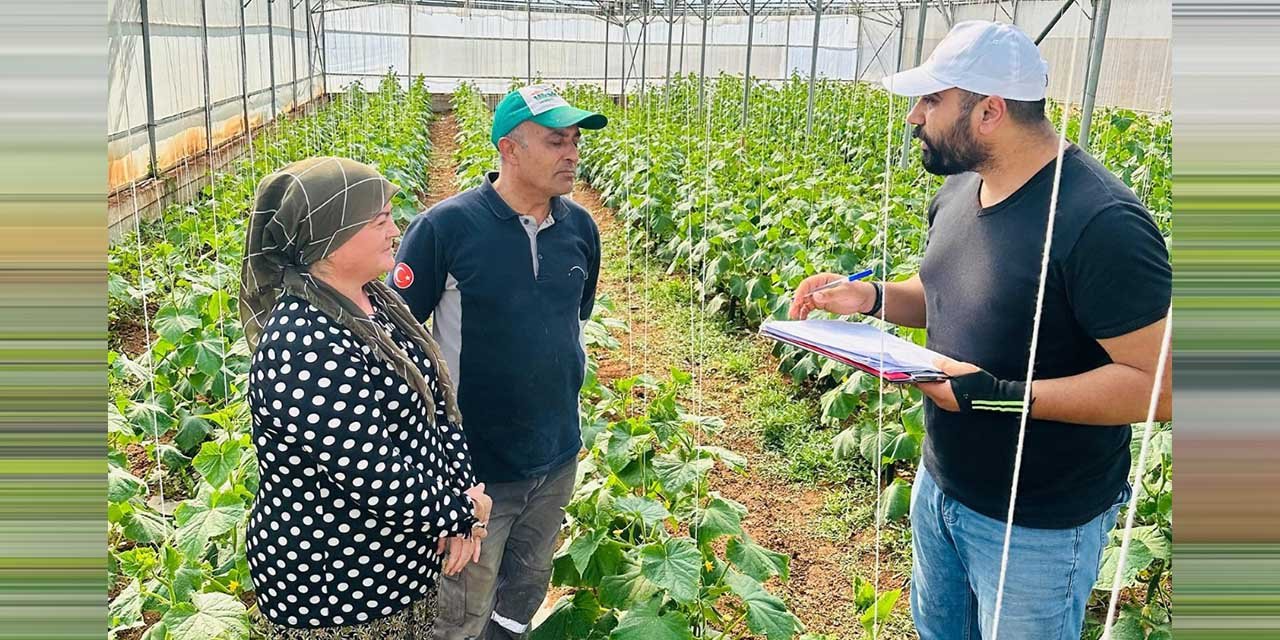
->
xmin=392 ymin=262 xmax=414 ymax=288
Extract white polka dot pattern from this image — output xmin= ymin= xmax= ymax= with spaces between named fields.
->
xmin=246 ymin=295 xmax=480 ymax=628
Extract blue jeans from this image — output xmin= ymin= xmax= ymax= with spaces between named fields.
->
xmin=909 ymin=465 xmax=1127 ymax=640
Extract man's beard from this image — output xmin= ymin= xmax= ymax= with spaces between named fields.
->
xmin=914 ymin=117 xmax=990 ymax=176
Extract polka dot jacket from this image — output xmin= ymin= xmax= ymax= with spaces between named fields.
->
xmin=246 ymin=295 xmax=480 ymax=629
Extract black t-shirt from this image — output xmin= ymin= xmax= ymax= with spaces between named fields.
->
xmin=919 ymin=145 xmax=1171 ymax=529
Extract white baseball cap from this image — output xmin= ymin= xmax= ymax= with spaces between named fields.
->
xmin=882 ymin=20 xmax=1049 ymax=101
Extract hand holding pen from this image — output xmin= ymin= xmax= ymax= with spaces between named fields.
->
xmin=788 ymin=269 xmax=877 ymax=319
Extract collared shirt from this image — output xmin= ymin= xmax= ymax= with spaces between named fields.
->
xmin=388 ymin=172 xmax=600 ymax=483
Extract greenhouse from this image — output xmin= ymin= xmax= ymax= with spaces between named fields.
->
xmin=107 ymin=0 xmax=1173 ymax=638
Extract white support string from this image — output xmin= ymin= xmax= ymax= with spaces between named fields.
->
xmin=1101 ymin=308 xmax=1172 ymax=639
xmin=990 ymin=12 xmax=1088 ymax=639
xmin=872 ymin=51 xmax=897 ymax=633
xmin=114 ymin=9 xmax=165 ymax=515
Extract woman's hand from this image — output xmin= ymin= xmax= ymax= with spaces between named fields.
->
xmin=464 ymin=484 xmax=492 ymax=526
xmin=788 ymin=273 xmax=876 ymax=319
xmin=437 ymin=535 xmax=482 ymax=575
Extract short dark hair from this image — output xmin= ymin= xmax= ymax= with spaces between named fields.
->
xmin=958 ymin=89 xmax=1047 ymax=126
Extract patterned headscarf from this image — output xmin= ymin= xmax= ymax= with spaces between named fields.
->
xmin=238 ymin=156 xmax=461 ymax=426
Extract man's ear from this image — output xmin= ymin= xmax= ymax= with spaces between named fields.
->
xmin=496 ymin=137 xmax=518 ymax=166
xmin=977 ymin=96 xmax=1007 ymax=134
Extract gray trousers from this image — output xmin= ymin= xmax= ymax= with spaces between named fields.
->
xmin=433 ymin=458 xmax=577 ymax=640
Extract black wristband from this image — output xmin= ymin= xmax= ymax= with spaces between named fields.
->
xmin=866 ymin=281 xmax=884 ymax=317
xmin=948 ymin=369 xmax=1031 ymax=413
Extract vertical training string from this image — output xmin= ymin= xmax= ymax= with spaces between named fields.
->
xmin=1101 ymin=309 xmax=1172 ymax=639
xmin=990 ymin=12 xmax=1087 ymax=638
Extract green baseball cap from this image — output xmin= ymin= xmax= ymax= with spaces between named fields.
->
xmin=490 ymin=84 xmax=608 ymax=148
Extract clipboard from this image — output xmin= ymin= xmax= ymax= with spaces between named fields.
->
xmin=760 ymin=319 xmax=949 ymax=384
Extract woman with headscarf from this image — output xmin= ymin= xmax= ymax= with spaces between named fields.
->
xmin=238 ymin=157 xmax=492 ymax=638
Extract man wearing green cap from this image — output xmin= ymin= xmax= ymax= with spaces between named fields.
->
xmin=390 ymin=84 xmax=607 ymax=639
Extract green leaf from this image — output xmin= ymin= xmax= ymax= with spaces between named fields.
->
xmin=1108 ymin=608 xmax=1147 ymax=640
xmin=582 ymin=538 xmax=626 ymax=586
xmin=696 ymin=445 xmax=747 ymax=472
xmin=108 ymin=402 xmax=131 ymax=435
xmin=858 ymin=588 xmax=900 ymax=634
xmin=610 ymin=595 xmax=693 ymax=640
xmin=852 ymin=575 xmax=876 ymax=611
xmin=192 ymin=337 xmax=225 ymax=377
xmin=192 ymin=439 xmax=242 ymax=488
xmin=694 ymin=495 xmax=746 ymax=547
xmin=639 ymin=538 xmax=701 ymax=605
xmin=612 ymin=495 xmax=670 ymax=527
xmin=174 ymin=492 xmax=245 ymax=557
xmin=120 ymin=506 xmax=172 ymax=544
xmin=154 ymin=306 xmax=202 ymax=344
xmin=174 ymin=415 xmax=214 ymax=452
xmin=108 ymin=579 xmax=144 ymax=631
xmin=115 ymin=547 xmax=158 ymax=579
xmin=566 ymin=529 xmax=605 ymax=577
xmin=128 ymin=401 xmax=174 ymax=438
xmin=901 ymin=401 xmax=925 ymax=439
xmin=881 ymin=425 xmax=920 ymax=463
xmin=727 ymin=535 xmax=789 ymax=582
xmin=108 ymin=466 xmax=147 ymax=503
xmin=724 ymin=571 xmax=802 ymax=640
xmin=531 ymin=591 xmax=602 ymax=640
xmin=605 ymin=428 xmax=644 ymax=472
xmin=832 ymin=426 xmax=860 ymax=461
xmin=877 ymin=477 xmax=912 ymax=522
xmin=1130 ymin=524 xmax=1171 ymax=562
xmin=599 ymin=557 xmax=661 ymax=610
xmin=652 ymin=454 xmax=713 ymax=495
xmin=160 ymin=591 xmax=249 ymax=640
xmin=157 ymin=444 xmax=193 ymax=470
xmin=1093 ymin=537 xmax=1154 ymax=591
xmin=819 ymin=388 xmax=859 ymax=422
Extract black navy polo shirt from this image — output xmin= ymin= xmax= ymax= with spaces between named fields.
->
xmin=389 ymin=172 xmax=600 ymax=483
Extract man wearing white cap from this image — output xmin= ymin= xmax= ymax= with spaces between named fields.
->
xmin=789 ymin=21 xmax=1171 ymax=638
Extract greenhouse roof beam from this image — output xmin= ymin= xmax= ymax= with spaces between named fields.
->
xmin=306 ymin=0 xmax=1006 ymax=19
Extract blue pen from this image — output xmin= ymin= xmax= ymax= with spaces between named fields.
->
xmin=804 ymin=268 xmax=874 ymax=298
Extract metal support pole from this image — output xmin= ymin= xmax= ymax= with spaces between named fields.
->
xmin=741 ymin=0 xmax=755 ymax=128
xmin=900 ymin=0 xmax=927 ymax=166
xmin=640 ymin=12 xmax=648 ymax=99
xmin=304 ymin=0 xmax=315 ymax=103
xmin=934 ymin=0 xmax=954 ymax=27
xmin=289 ymin=0 xmax=299 ymax=109
xmin=784 ymin=11 xmax=792 ymax=77
xmin=139 ymin=0 xmax=160 ymax=176
xmin=679 ymin=3 xmax=687 ymax=76
xmin=895 ymin=9 xmax=906 ymax=72
xmin=526 ymin=0 xmax=532 ymax=83
xmin=1034 ymin=0 xmax=1077 ymax=45
xmin=603 ymin=12 xmax=610 ymax=95
xmin=1012 ymin=0 xmax=1021 ymax=25
xmin=805 ymin=0 xmax=823 ymax=139
xmin=238 ymin=0 xmax=252 ymax=144
xmin=1079 ymin=0 xmax=1111 ymax=149
xmin=620 ymin=18 xmax=629 ymax=96
xmin=853 ymin=11 xmax=863 ymax=82
xmin=664 ymin=0 xmax=674 ymax=94
xmin=318 ymin=0 xmax=327 ymax=96
xmin=697 ymin=0 xmax=708 ymax=114
xmin=267 ymin=0 xmax=278 ymax=117
xmin=407 ymin=0 xmax=413 ymax=82
xmin=199 ymin=0 xmax=215 ymax=156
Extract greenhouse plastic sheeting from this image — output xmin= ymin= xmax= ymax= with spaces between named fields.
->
xmin=107 ymin=0 xmax=318 ymax=191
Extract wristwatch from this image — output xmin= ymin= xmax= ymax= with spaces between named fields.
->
xmin=865 ymin=281 xmax=884 ymax=316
